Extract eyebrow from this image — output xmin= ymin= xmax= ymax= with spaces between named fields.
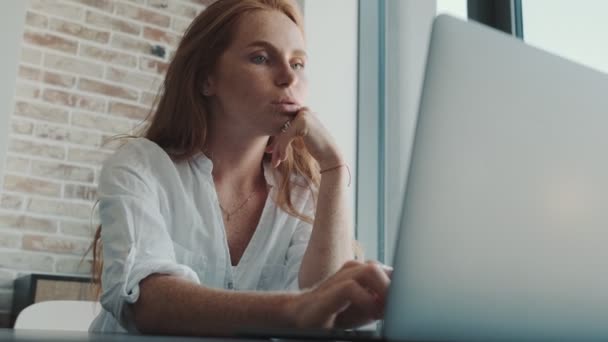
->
xmin=245 ymin=40 xmax=308 ymax=58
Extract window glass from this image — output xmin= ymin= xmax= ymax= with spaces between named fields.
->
xmin=436 ymin=0 xmax=467 ymax=19
xmin=523 ymin=0 xmax=608 ymax=74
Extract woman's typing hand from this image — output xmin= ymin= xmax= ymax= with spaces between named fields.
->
xmin=286 ymin=260 xmax=392 ymax=329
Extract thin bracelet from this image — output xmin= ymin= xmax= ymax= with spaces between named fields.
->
xmin=320 ymin=163 xmax=351 ymax=187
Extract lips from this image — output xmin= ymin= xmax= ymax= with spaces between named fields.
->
xmin=271 ymin=99 xmax=301 ymax=113
xmin=271 ymin=103 xmax=301 ymax=112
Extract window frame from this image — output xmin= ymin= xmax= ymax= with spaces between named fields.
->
xmin=356 ymin=0 xmax=524 ymax=263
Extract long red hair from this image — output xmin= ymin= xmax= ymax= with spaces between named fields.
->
xmin=90 ymin=0 xmax=320 ymax=296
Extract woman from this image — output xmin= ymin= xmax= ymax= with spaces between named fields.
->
xmin=89 ymin=0 xmax=391 ymax=335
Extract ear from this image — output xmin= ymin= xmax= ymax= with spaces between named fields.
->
xmin=202 ymin=77 xmax=216 ymax=97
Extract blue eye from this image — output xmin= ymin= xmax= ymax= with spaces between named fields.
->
xmin=251 ymin=55 xmax=267 ymax=64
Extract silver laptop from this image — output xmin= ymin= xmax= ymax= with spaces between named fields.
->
xmin=383 ymin=14 xmax=608 ymax=341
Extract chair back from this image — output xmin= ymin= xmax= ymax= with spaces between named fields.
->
xmin=13 ymin=300 xmax=101 ymax=331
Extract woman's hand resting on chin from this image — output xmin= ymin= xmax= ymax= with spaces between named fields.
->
xmin=266 ymin=107 xmax=344 ymax=170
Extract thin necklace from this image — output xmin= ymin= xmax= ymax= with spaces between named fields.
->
xmin=218 ymin=187 xmax=260 ymax=222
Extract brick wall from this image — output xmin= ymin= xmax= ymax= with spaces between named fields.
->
xmin=0 ymin=0 xmax=212 ymax=327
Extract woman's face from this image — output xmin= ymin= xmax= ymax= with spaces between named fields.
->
xmin=206 ymin=10 xmax=308 ymax=136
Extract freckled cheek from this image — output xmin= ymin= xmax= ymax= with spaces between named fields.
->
xmin=224 ymin=72 xmax=261 ymax=99
xmin=296 ymin=75 xmax=309 ymax=101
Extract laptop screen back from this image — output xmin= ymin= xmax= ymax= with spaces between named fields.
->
xmin=383 ymin=15 xmax=608 ymax=341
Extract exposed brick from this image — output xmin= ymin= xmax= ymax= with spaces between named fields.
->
xmin=31 ymin=160 xmax=95 ymax=183
xmin=34 ymin=123 xmax=101 ymax=148
xmin=42 ymin=89 xmax=106 ymax=112
xmin=10 ymin=120 xmax=34 ymax=135
xmin=23 ymin=234 xmax=89 ymax=256
xmin=21 ymin=47 xmax=42 ymax=65
xmin=3 ymin=175 xmax=61 ymax=197
xmin=0 ymin=232 xmax=20 ymax=249
xmin=147 ymin=0 xmax=199 ymax=19
xmin=0 ymin=194 xmax=23 ymax=210
xmin=0 ymin=214 xmax=57 ymax=233
xmin=14 ymin=101 xmax=69 ymax=124
xmin=72 ymin=112 xmax=133 ymax=135
xmin=171 ymin=17 xmax=192 ymax=34
xmin=110 ymin=34 xmax=153 ymax=55
xmin=9 ymin=139 xmax=65 ymax=160
xmin=34 ymin=124 xmax=68 ymax=143
xmin=67 ymin=130 xmax=101 ymax=147
xmin=106 ymin=67 xmax=162 ymax=92
xmin=23 ymin=31 xmax=78 ymax=55
xmin=78 ymin=79 xmax=138 ymax=101
xmin=0 ymin=251 xmax=54 ymax=272
xmin=85 ymin=11 xmax=140 ymax=35
xmin=67 ymin=148 xmax=112 ymax=165
xmin=55 ymin=257 xmax=93 ymax=274
xmin=18 ymin=66 xmax=41 ymax=82
xmin=143 ymin=26 xmax=181 ymax=47
xmin=64 ymin=184 xmax=97 ymax=202
xmin=115 ymin=2 xmax=171 ymax=28
xmin=139 ymin=56 xmax=169 ymax=75
xmin=5 ymin=157 xmax=29 ymax=173
xmin=42 ymin=70 xmax=76 ymax=88
xmin=49 ymin=18 xmax=110 ymax=44
xmin=15 ymin=83 xmax=40 ymax=99
xmin=27 ymin=198 xmax=93 ymax=220
xmin=25 ymin=11 xmax=48 ymax=29
xmin=108 ymin=101 xmax=150 ymax=121
xmin=140 ymin=91 xmax=159 ymax=107
xmin=70 ymin=0 xmax=113 ymax=12
xmin=44 ymin=53 xmax=104 ymax=79
xmin=79 ymin=44 xmax=137 ymax=68
xmin=31 ymin=0 xmax=85 ymax=21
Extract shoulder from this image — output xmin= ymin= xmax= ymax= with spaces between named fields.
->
xmin=99 ymin=138 xmax=175 ymax=192
xmin=102 ymin=137 xmax=171 ymax=171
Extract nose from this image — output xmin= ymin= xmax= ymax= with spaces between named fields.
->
xmin=275 ymin=61 xmax=297 ymax=88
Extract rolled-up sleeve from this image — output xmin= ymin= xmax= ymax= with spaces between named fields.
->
xmin=98 ymin=163 xmax=200 ymax=332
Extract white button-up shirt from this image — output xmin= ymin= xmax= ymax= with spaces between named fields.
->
xmin=89 ymin=138 xmax=314 ymax=333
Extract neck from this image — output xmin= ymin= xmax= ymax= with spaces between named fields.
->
xmin=205 ymin=114 xmax=270 ymax=191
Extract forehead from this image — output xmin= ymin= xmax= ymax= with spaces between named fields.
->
xmin=229 ymin=10 xmax=306 ymax=52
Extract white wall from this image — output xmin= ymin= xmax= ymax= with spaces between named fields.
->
xmin=302 ymin=0 xmax=359 ymax=212
xmin=0 ymin=1 xmax=28 ymax=189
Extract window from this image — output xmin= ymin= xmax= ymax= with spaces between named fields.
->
xmin=522 ymin=0 xmax=608 ymax=74
xmin=436 ymin=0 xmax=468 ymax=19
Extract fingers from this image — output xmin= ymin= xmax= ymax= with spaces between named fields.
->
xmin=336 ymin=260 xmax=392 ymax=295
xmin=312 ymin=279 xmax=378 ymax=329
xmin=270 ymin=108 xmax=311 ymax=168
xmin=310 ymin=260 xmax=391 ymax=329
xmin=343 ymin=261 xmax=390 ymax=307
xmin=313 ymin=281 xmax=354 ymax=319
xmin=338 ymin=280 xmax=379 ymax=317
